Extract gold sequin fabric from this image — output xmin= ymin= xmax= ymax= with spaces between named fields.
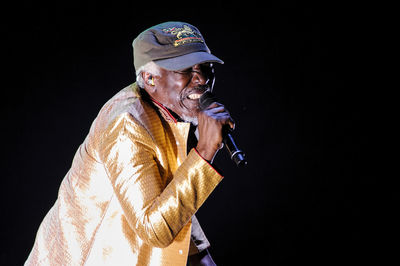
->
xmin=25 ymin=83 xmax=223 ymax=265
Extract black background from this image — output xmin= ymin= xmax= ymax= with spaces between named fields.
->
xmin=1 ymin=1 xmax=384 ymax=265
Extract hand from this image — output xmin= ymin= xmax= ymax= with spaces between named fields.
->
xmin=196 ymin=102 xmax=234 ymax=161
xmin=188 ymin=249 xmax=217 ymax=266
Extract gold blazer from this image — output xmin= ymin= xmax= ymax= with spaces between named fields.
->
xmin=25 ymin=83 xmax=223 ymax=265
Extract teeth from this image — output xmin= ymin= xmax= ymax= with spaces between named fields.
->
xmin=187 ymin=93 xmax=202 ymax=100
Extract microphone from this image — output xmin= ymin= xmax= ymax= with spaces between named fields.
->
xmin=199 ymin=91 xmax=247 ymax=167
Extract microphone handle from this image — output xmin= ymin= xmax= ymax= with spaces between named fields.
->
xmin=223 ymin=128 xmax=247 ymax=167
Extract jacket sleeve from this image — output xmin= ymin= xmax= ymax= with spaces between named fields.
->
xmin=100 ymin=113 xmax=222 ymax=248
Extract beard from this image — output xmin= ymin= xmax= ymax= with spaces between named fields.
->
xmin=178 ymin=84 xmax=210 ymax=125
xmin=180 ymin=114 xmax=199 ymax=126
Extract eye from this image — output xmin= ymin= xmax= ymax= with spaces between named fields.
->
xmin=174 ymin=68 xmax=192 ymax=75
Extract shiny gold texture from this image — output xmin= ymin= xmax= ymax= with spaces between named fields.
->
xmin=25 ymin=83 xmax=223 ymax=265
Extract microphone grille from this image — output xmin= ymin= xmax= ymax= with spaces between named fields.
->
xmin=199 ymin=91 xmax=218 ymax=110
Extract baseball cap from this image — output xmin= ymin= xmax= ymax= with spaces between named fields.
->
xmin=133 ymin=21 xmax=224 ymax=71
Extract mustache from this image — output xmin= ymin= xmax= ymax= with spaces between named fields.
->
xmin=195 ymin=84 xmax=211 ymax=92
xmin=179 ymin=84 xmax=211 ymax=109
xmin=183 ymin=84 xmax=211 ymax=98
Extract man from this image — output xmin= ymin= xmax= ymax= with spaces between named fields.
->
xmin=26 ymin=21 xmax=233 ymax=265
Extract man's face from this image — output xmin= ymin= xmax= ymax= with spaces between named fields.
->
xmin=149 ymin=63 xmax=213 ymax=123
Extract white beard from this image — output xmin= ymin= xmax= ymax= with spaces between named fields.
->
xmin=180 ymin=114 xmax=198 ymax=126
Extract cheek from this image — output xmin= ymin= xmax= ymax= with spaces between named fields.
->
xmin=169 ymin=88 xmax=183 ymax=104
xmin=158 ymin=86 xmax=182 ymax=111
xmin=165 ymin=78 xmax=183 ymax=96
xmin=168 ymin=75 xmax=189 ymax=90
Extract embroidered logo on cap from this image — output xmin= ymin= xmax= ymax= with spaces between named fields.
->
xmin=162 ymin=25 xmax=204 ymax=47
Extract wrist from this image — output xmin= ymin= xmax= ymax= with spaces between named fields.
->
xmin=195 ymin=145 xmax=217 ymax=162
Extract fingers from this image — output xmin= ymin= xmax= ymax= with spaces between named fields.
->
xmin=203 ymin=102 xmax=219 ymax=109
xmin=201 ymin=102 xmax=235 ymax=129
xmin=203 ymin=102 xmax=228 ymax=115
xmin=228 ymin=119 xmax=235 ymax=130
xmin=203 ymin=102 xmax=223 ymax=113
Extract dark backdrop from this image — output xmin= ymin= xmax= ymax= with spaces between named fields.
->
xmin=1 ymin=1 xmax=382 ymax=265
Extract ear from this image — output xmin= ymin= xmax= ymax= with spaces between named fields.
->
xmin=142 ymin=71 xmax=156 ymax=93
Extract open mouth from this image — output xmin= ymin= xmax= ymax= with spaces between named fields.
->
xmin=187 ymin=93 xmax=203 ymax=100
xmin=179 ymin=85 xmax=211 ymax=113
xmin=184 ymin=85 xmax=210 ymax=101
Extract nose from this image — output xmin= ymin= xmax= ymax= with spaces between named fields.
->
xmin=191 ymin=66 xmax=207 ymax=85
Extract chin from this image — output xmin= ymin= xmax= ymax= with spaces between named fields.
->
xmin=180 ymin=114 xmax=198 ymax=126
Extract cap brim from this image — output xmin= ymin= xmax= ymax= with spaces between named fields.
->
xmin=154 ymin=51 xmax=224 ymax=71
